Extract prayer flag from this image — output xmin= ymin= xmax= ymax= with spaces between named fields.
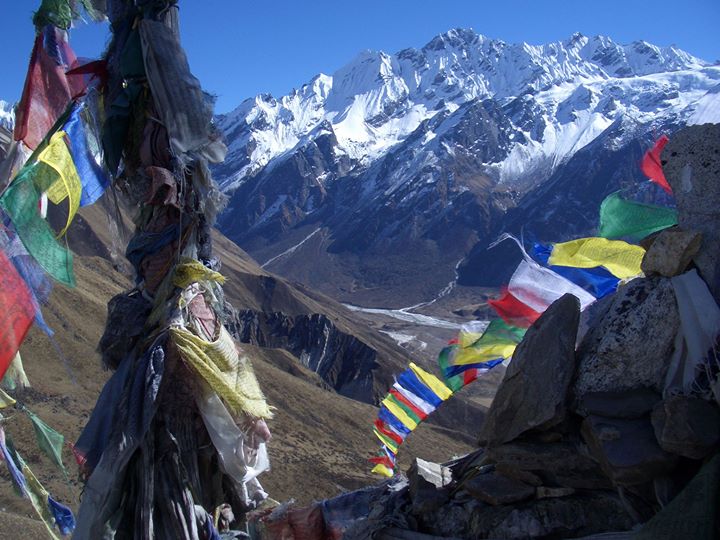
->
xmin=488 ymin=287 xmax=541 ymax=328
xmin=0 ymin=164 xmax=76 ymax=286
xmin=0 ymin=249 xmax=35 ymax=380
xmin=26 ymin=410 xmax=66 ymax=475
xmin=599 ymin=192 xmax=677 ymax=242
xmin=409 ymin=363 xmax=453 ymax=401
xmin=532 ymin=243 xmax=619 ymax=298
xmin=547 ymin=237 xmax=645 ymax=280
xmin=371 ymin=463 xmax=394 ymax=477
xmin=641 ymin=135 xmax=671 ymax=194
xmin=40 ymin=131 xmax=82 ymax=237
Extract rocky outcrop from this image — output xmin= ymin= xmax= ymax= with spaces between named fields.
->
xmin=479 ymin=294 xmax=580 ymax=446
xmin=225 ymin=305 xmax=393 ymax=404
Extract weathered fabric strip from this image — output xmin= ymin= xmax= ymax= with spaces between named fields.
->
xmin=0 ymin=164 xmax=75 ymax=286
xmin=0 ymin=249 xmax=35 ymax=380
xmin=170 ymin=325 xmax=272 ymax=420
xmin=64 ymin=103 xmax=110 ymax=207
xmin=40 ymin=131 xmax=82 ymax=237
xmin=26 ymin=409 xmax=66 ymax=475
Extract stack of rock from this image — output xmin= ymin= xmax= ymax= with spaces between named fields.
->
xmin=324 ymin=125 xmax=720 ymax=540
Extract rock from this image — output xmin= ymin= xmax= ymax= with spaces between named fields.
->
xmin=641 ymin=228 xmax=702 ymax=277
xmin=664 ymin=124 xmax=720 ymax=302
xmin=485 ymin=493 xmax=634 ymax=539
xmin=479 ymin=294 xmax=580 ymax=447
xmin=581 ymin=415 xmax=677 ymax=486
xmin=495 ymin=463 xmax=543 ymax=487
xmin=574 ymin=277 xmax=680 ymax=397
xmin=407 ymin=458 xmax=452 ymax=514
xmin=486 ymin=441 xmax=612 ymax=490
xmin=651 ymin=396 xmax=720 ymax=460
xmin=536 ymin=486 xmax=576 ymax=499
xmin=575 ymin=388 xmax=661 ymax=418
xmin=463 ymin=472 xmax=535 ymax=506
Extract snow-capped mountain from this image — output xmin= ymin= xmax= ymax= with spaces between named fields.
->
xmin=214 ymin=29 xmax=720 ymax=308
xmin=0 ymin=101 xmax=14 ymax=131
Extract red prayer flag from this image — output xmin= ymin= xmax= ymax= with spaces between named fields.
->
xmin=14 ymin=28 xmax=85 ymax=149
xmin=641 ymin=135 xmax=671 ymax=195
xmin=0 ymin=250 xmax=35 ymax=380
xmin=389 ymin=389 xmax=428 ymax=420
xmin=369 ymin=456 xmax=395 ymax=469
xmin=373 ymin=419 xmax=403 ymax=445
xmin=488 ymin=287 xmax=541 ymax=328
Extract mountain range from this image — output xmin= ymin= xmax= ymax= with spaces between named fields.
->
xmin=212 ymin=29 xmax=720 ymax=309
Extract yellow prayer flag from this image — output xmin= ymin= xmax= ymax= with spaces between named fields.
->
xmin=409 ymin=362 xmax=453 ymax=401
xmin=453 ymin=342 xmax=517 ymax=366
xmin=373 ymin=428 xmax=399 ymax=454
xmin=38 ymin=131 xmax=81 ymax=238
xmin=170 ymin=326 xmax=273 ymax=420
xmin=381 ymin=396 xmax=418 ymax=430
xmin=0 ymin=388 xmax=16 ymax=408
xmin=371 ymin=463 xmax=394 ymax=477
xmin=548 ymin=237 xmax=645 ymax=280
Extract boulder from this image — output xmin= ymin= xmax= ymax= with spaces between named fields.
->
xmin=641 ymin=228 xmax=702 ymax=277
xmin=575 ymin=388 xmax=661 ymax=418
xmin=407 ymin=458 xmax=452 ymax=514
xmin=484 ymin=493 xmax=634 ymax=539
xmin=495 ymin=463 xmax=543 ymax=487
xmin=463 ymin=472 xmax=535 ymax=506
xmin=574 ymin=277 xmax=680 ymax=397
xmin=651 ymin=396 xmax=720 ymax=460
xmin=536 ymin=486 xmax=576 ymax=499
xmin=581 ymin=415 xmax=677 ymax=486
xmin=479 ymin=294 xmax=580 ymax=447
xmin=486 ymin=441 xmax=612 ymax=490
xmin=663 ymin=124 xmax=720 ymax=302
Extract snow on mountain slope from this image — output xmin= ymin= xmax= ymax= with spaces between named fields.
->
xmin=214 ymin=29 xmax=719 ymax=307
xmin=0 ymin=100 xmax=14 ymax=131
xmin=214 ymin=30 xmax=711 ymax=192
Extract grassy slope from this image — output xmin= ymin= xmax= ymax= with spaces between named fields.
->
xmin=0 ymin=213 xmax=474 ymax=536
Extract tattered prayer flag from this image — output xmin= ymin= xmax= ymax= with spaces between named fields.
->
xmin=14 ymin=28 xmax=84 ymax=150
xmin=18 ymin=455 xmax=63 ymax=540
xmin=532 ymin=243 xmax=619 ymax=299
xmin=548 ymin=237 xmax=645 ymax=280
xmin=26 ymin=410 xmax=66 ymax=475
xmin=507 ymin=259 xmax=596 ymax=314
xmin=374 ymin=419 xmax=403 ymax=446
xmin=488 ymin=287 xmax=541 ymax=328
xmin=0 ymin=250 xmax=35 ymax=380
xmin=599 ymin=192 xmax=678 ymax=242
xmin=47 ymin=496 xmax=75 ymax=536
xmin=0 ymin=427 xmax=27 ymax=497
xmin=63 ymin=105 xmax=110 ymax=207
xmin=0 ymin=388 xmax=16 ymax=408
xmin=641 ymin=135 xmax=672 ymax=194
xmin=0 ymin=164 xmax=76 ymax=286
xmin=40 ymin=131 xmax=82 ymax=237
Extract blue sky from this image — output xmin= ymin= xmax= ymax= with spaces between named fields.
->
xmin=1 ymin=1 xmax=718 ymax=114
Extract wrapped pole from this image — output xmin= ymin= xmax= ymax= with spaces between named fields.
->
xmin=74 ymin=2 xmax=273 ymax=538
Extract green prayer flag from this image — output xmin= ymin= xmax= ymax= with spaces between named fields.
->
xmin=470 ymin=319 xmax=526 ymax=348
xmin=0 ymin=163 xmax=75 ymax=287
xmin=599 ymin=192 xmax=678 ymax=242
xmin=26 ymin=410 xmax=66 ymax=475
